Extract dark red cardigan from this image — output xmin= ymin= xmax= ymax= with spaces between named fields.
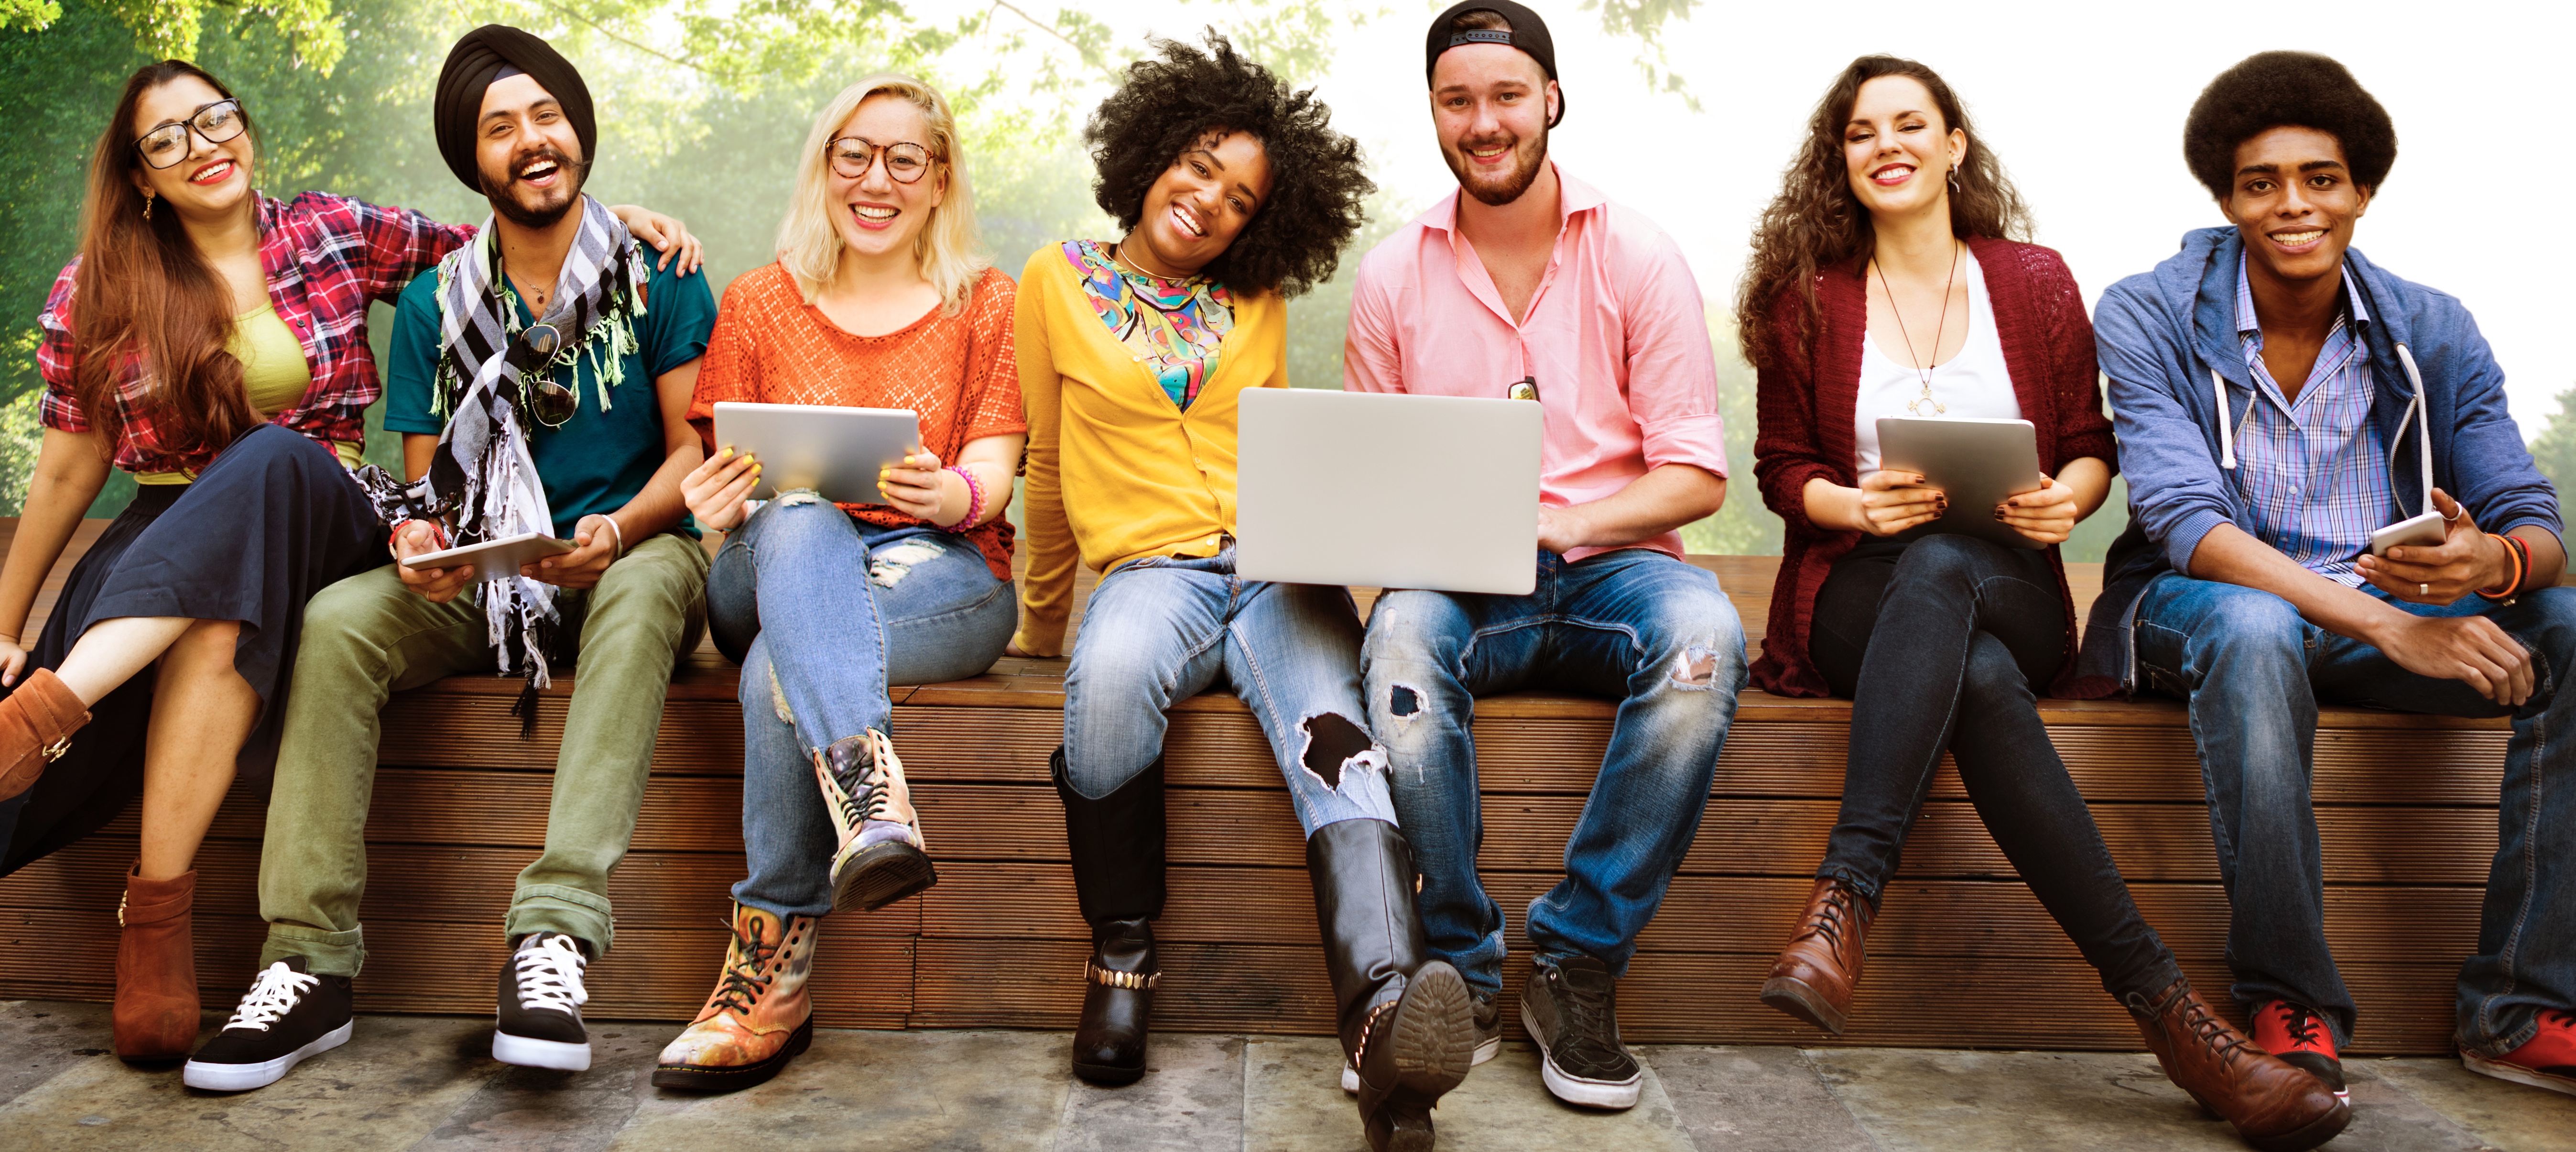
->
xmin=1748 ymin=237 xmax=2119 ymax=700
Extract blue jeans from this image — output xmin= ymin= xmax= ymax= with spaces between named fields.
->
xmin=1061 ymin=547 xmax=1395 ymax=834
xmin=709 ymin=497 xmax=1016 ymax=918
xmin=2136 ymin=573 xmax=2576 ymax=1056
xmin=1361 ymin=549 xmax=1747 ymax=995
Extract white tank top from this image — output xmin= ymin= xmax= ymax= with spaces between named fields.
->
xmin=1854 ymin=250 xmax=2019 ymax=475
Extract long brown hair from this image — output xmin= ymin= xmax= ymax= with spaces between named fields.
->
xmin=70 ymin=60 xmax=265 ymax=465
xmin=1735 ymin=55 xmax=2032 ymax=371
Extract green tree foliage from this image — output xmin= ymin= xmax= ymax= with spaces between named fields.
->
xmin=2523 ymin=385 xmax=2576 ymax=503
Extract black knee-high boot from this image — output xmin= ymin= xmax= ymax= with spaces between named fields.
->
xmin=1054 ymin=748 xmax=1164 ymax=1086
xmin=1310 ymin=817 xmax=1476 ymax=1152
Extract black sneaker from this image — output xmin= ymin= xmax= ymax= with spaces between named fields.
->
xmin=1345 ymin=987 xmax=1502 ymax=1093
xmin=1521 ymin=956 xmax=1641 ymax=1109
xmin=183 ymin=957 xmax=354 ymax=1091
xmin=494 ymin=932 xmax=591 ymax=1071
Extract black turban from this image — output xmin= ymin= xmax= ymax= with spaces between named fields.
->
xmin=434 ymin=24 xmax=596 ymax=193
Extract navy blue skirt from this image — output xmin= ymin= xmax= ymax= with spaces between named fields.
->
xmin=0 ymin=424 xmax=386 ymax=875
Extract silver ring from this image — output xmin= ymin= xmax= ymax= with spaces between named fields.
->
xmin=2420 ymin=582 xmax=2430 ymax=596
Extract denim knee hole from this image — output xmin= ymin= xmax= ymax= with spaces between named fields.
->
xmin=869 ymin=541 xmax=945 ymax=589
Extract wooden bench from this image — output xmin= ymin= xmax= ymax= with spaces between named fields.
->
xmin=0 ymin=521 xmax=2513 ymax=1054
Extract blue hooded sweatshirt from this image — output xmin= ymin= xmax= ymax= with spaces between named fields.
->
xmin=2077 ymin=226 xmax=2561 ymax=690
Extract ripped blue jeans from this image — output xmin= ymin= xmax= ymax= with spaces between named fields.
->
xmin=708 ymin=495 xmax=1016 ymax=918
xmin=1061 ymin=545 xmax=1396 ymax=834
xmin=1362 ymin=549 xmax=1746 ymax=995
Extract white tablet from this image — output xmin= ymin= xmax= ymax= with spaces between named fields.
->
xmin=711 ymin=401 xmax=923 ymax=504
xmin=400 ymin=530 xmax=575 ymax=573
xmin=1873 ymin=417 xmax=2050 ymax=551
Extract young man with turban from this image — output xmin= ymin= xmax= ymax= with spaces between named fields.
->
xmin=184 ymin=24 xmax=717 ymax=1092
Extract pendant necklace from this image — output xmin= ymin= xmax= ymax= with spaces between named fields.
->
xmin=1875 ymin=240 xmax=1961 ymax=416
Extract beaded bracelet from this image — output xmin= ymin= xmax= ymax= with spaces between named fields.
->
xmin=944 ymin=465 xmax=985 ymax=533
xmin=2477 ymin=532 xmax=2527 ymax=600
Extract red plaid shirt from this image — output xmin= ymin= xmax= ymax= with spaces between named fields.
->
xmin=37 ymin=191 xmax=475 ymax=474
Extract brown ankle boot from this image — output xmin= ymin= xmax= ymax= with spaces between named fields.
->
xmin=1760 ymin=878 xmax=1871 ymax=1034
xmin=2128 ymin=977 xmax=2349 ymax=1152
xmin=114 ymin=865 xmax=200 ymax=1060
xmin=0 ymin=668 xmax=89 ymax=801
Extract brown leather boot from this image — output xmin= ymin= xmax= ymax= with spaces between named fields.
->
xmin=1760 ymin=878 xmax=1871 ymax=1034
xmin=2129 ymin=977 xmax=2350 ymax=1151
xmin=113 ymin=865 xmax=199 ymax=1060
xmin=0 ymin=668 xmax=90 ymax=801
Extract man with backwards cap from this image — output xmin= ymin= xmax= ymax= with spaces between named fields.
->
xmin=1343 ymin=0 xmax=1744 ymax=1112
xmin=185 ymin=24 xmax=718 ymax=1092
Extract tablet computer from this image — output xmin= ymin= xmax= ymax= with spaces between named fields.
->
xmin=1873 ymin=417 xmax=2050 ymax=551
xmin=401 ymin=530 xmax=575 ymax=573
xmin=711 ymin=401 xmax=922 ymax=504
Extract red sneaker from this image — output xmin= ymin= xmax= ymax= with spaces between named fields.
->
xmin=2253 ymin=1000 xmax=2346 ymax=1101
xmin=2463 ymin=1009 xmax=2576 ymax=1097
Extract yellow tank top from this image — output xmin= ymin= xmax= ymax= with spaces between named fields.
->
xmin=136 ymin=301 xmax=361 ymax=484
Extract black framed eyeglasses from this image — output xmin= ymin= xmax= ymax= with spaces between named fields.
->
xmin=825 ymin=135 xmax=932 ymax=184
xmin=134 ymin=99 xmax=246 ymax=170
xmin=510 ymin=323 xmax=578 ymax=428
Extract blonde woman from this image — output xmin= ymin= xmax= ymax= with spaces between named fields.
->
xmin=654 ymin=74 xmax=1022 ymax=1091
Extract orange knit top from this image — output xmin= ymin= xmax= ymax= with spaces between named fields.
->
xmin=688 ymin=263 xmax=1024 ymax=580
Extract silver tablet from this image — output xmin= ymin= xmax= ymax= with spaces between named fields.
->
xmin=711 ymin=401 xmax=922 ymax=505
xmin=401 ymin=530 xmax=574 ymax=573
xmin=1873 ymin=417 xmax=2050 ymax=551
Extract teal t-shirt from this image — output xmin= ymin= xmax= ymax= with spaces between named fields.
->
xmin=385 ymin=242 xmax=716 ymax=538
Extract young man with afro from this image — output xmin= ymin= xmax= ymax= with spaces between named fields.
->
xmin=2084 ymin=50 xmax=2576 ymax=1102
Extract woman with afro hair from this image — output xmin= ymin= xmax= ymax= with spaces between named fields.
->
xmin=1011 ymin=32 xmax=1476 ymax=1151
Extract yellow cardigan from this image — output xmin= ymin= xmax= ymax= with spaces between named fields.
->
xmin=1012 ymin=243 xmax=1288 ymax=657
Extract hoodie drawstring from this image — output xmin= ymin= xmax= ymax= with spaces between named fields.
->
xmin=2389 ymin=342 xmax=2436 ymax=518
xmin=2210 ymin=368 xmax=2240 ymax=470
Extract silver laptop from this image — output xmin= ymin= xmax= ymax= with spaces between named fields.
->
xmin=1235 ymin=389 xmax=1542 ymax=595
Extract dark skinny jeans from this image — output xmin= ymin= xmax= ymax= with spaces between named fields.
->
xmin=1809 ymin=533 xmax=2182 ymax=1004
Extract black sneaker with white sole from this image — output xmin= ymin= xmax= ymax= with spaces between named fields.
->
xmin=1344 ymin=987 xmax=1503 ymax=1093
xmin=495 ymin=933 xmax=592 ymax=1071
xmin=1522 ymin=956 xmax=1641 ymax=1109
xmin=184 ymin=957 xmax=354 ymax=1092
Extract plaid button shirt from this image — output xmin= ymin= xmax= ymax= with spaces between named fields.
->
xmin=2229 ymin=255 xmax=2397 ymax=587
xmin=36 ymin=191 xmax=475 ymax=474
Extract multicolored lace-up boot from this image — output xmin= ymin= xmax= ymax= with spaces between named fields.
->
xmin=814 ymin=730 xmax=937 ymax=913
xmin=652 ymin=903 xmax=820 ymax=1091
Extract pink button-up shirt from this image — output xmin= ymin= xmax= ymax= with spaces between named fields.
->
xmin=1342 ymin=167 xmax=1727 ymax=561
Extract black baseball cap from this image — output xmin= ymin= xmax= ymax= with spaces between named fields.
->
xmin=1424 ymin=0 xmax=1564 ymax=126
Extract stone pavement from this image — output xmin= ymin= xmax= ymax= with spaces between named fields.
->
xmin=3 ymin=1000 xmax=2570 ymax=1151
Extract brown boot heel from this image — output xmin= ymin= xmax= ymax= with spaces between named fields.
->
xmin=114 ymin=866 xmax=200 ymax=1060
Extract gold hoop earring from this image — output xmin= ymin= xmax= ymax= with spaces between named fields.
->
xmin=142 ymin=190 xmax=155 ymax=221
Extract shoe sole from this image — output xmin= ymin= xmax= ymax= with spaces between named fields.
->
xmin=1520 ymin=997 xmax=1641 ymax=1110
xmin=2242 ymin=1098 xmax=2352 ymax=1152
xmin=652 ymin=1017 xmax=814 ymax=1092
xmin=833 ymin=841 xmax=938 ymax=913
xmin=182 ymin=1020 xmax=354 ymax=1092
xmin=1759 ymin=975 xmax=1848 ymax=1036
xmin=1072 ymin=1058 xmax=1147 ymax=1086
xmin=493 ymin=1029 xmax=592 ymax=1072
xmin=1344 ymin=1028 xmax=1499 ymax=1093
xmin=2460 ymin=1049 xmax=2576 ymax=1097
xmin=1381 ymin=962 xmax=1477 ymax=1105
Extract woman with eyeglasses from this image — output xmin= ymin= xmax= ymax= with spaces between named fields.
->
xmin=1738 ymin=56 xmax=2346 ymax=1149
xmin=653 ymin=74 xmax=1021 ymax=1091
xmin=0 ymin=59 xmax=700 ymax=1062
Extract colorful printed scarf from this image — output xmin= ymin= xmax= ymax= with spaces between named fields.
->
xmin=1062 ymin=240 xmax=1232 ymax=410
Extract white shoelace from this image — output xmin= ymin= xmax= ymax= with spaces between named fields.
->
xmin=225 ymin=962 xmax=319 ymax=1033
xmin=512 ymin=933 xmax=590 ymax=1016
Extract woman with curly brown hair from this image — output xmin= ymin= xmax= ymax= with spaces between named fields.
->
xmin=1739 ymin=55 xmax=2346 ymax=1150
xmin=1012 ymin=32 xmax=1473 ymax=1151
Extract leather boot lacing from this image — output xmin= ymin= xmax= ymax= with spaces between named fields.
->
xmin=708 ymin=913 xmax=783 ymax=1017
xmin=1797 ymin=882 xmax=1866 ymax=950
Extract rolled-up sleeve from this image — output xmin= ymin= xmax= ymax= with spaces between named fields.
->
xmin=36 ymin=262 xmax=89 ymax=433
xmin=1621 ymin=231 xmax=1727 ymax=479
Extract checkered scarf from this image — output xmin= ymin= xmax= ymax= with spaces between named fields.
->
xmin=356 ymin=194 xmax=645 ymax=701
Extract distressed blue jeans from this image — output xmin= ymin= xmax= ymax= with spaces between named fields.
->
xmin=1361 ymin=549 xmax=1747 ymax=996
xmin=709 ymin=497 xmax=1016 ymax=918
xmin=1061 ymin=547 xmax=1396 ymax=835
xmin=2136 ymin=574 xmax=2576 ymax=1056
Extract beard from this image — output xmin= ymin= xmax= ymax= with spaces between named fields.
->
xmin=1443 ymin=123 xmax=1549 ymax=207
xmin=479 ymin=143 xmax=587 ymax=229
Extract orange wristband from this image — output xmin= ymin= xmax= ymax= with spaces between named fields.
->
xmin=2476 ymin=533 xmax=2524 ymax=599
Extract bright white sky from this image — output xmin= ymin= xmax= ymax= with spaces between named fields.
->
xmin=952 ymin=0 xmax=2571 ymax=430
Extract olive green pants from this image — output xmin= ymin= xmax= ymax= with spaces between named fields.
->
xmin=257 ymin=532 xmax=707 ymax=976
